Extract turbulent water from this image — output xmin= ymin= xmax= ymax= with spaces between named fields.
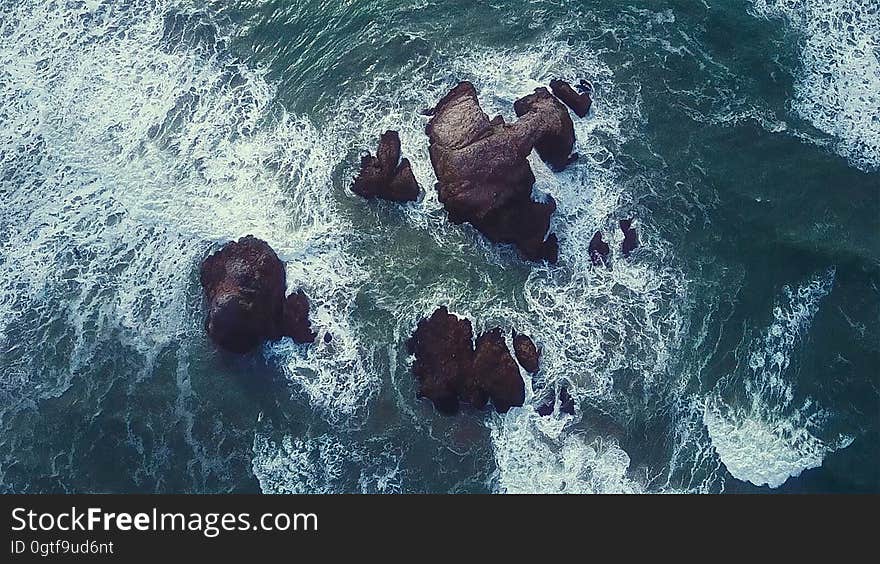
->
xmin=0 ymin=0 xmax=877 ymax=493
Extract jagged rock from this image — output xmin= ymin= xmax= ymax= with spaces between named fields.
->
xmin=424 ymin=81 xmax=577 ymax=263
xmin=513 ymin=331 xmax=540 ymax=373
xmin=282 ymin=289 xmax=317 ymax=344
xmin=513 ymin=87 xmax=577 ymax=171
xmin=620 ymin=218 xmax=639 ymax=257
xmin=550 ymin=78 xmax=592 ymax=118
xmin=200 ymin=236 xmax=315 ymax=353
xmin=407 ymin=307 xmax=476 ymax=414
xmin=536 ymin=385 xmax=576 ymax=416
xmin=589 ymin=231 xmax=610 ymax=267
xmin=407 ymin=307 xmax=526 ymax=414
xmin=351 ymin=130 xmax=421 ymax=202
xmin=472 ymin=328 xmax=526 ymax=414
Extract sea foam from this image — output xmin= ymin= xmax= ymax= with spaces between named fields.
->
xmin=0 ymin=0 xmax=374 ymax=490
xmin=252 ymin=429 xmax=403 ymax=494
xmin=751 ymin=0 xmax=880 ymax=171
xmin=704 ymin=269 xmax=853 ymax=488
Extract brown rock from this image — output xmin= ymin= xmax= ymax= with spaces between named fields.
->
xmin=550 ymin=78 xmax=592 ymax=118
xmin=407 ymin=307 xmax=476 ymax=414
xmin=351 ymin=130 xmax=421 ymax=202
xmin=282 ymin=289 xmax=317 ymax=344
xmin=200 ymin=236 xmax=315 ymax=353
xmin=424 ymin=81 xmax=577 ymax=263
xmin=513 ymin=332 xmax=540 ymax=373
xmin=407 ymin=308 xmax=526 ymax=414
xmin=472 ymin=328 xmax=526 ymax=414
xmin=513 ymin=86 xmax=577 ymax=171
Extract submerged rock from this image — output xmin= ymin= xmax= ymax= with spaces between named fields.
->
xmin=620 ymin=218 xmax=639 ymax=257
xmin=424 ymin=81 xmax=577 ymax=263
xmin=559 ymin=386 xmax=575 ymax=415
xmin=351 ymin=130 xmax=421 ymax=202
xmin=282 ymin=289 xmax=317 ymax=344
xmin=536 ymin=385 xmax=576 ymax=417
xmin=200 ymin=236 xmax=315 ymax=353
xmin=589 ymin=230 xmax=610 ymax=267
xmin=512 ymin=331 xmax=540 ymax=373
xmin=407 ymin=307 xmax=526 ymax=414
xmin=550 ymin=78 xmax=592 ymax=118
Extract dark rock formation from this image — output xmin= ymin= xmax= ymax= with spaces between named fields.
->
xmin=407 ymin=307 xmax=477 ymax=414
xmin=589 ymin=231 xmax=610 ymax=267
xmin=620 ymin=218 xmax=639 ymax=257
xmin=472 ymin=328 xmax=526 ymax=413
xmin=282 ymin=290 xmax=317 ymax=344
xmin=550 ymin=78 xmax=592 ymax=118
xmin=351 ymin=130 xmax=421 ymax=202
xmin=536 ymin=398 xmax=553 ymax=416
xmin=536 ymin=385 xmax=576 ymax=417
xmin=559 ymin=386 xmax=575 ymax=415
xmin=512 ymin=87 xmax=577 ymax=171
xmin=424 ymin=81 xmax=578 ymax=263
xmin=200 ymin=236 xmax=315 ymax=353
xmin=513 ymin=331 xmax=540 ymax=373
xmin=407 ymin=307 xmax=526 ymax=414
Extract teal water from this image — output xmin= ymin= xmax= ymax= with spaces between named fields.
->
xmin=0 ymin=0 xmax=877 ymax=493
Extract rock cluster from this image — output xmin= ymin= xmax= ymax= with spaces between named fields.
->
xmin=407 ymin=307 xmax=542 ymax=414
xmin=536 ymin=385 xmax=576 ymax=417
xmin=588 ymin=219 xmax=640 ymax=268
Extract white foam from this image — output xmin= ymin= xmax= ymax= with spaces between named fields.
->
xmin=0 ymin=1 xmax=373 ymax=421
xmin=252 ymin=430 xmax=402 ymax=494
xmin=704 ymin=269 xmax=854 ymax=488
xmin=488 ymin=409 xmax=644 ymax=494
xmin=751 ymin=0 xmax=880 ymax=171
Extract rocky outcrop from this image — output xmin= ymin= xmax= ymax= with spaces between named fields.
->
xmin=282 ymin=289 xmax=317 ymax=344
xmin=589 ymin=231 xmax=610 ymax=267
xmin=200 ymin=236 xmax=316 ymax=353
xmin=513 ymin=331 xmax=540 ymax=373
xmin=620 ymin=219 xmax=639 ymax=257
xmin=512 ymin=87 xmax=577 ymax=171
xmin=351 ymin=130 xmax=421 ymax=202
xmin=550 ymin=78 xmax=592 ymax=118
xmin=424 ymin=81 xmax=578 ymax=263
xmin=472 ymin=328 xmax=525 ymax=413
xmin=407 ymin=307 xmax=526 ymax=414
xmin=536 ymin=385 xmax=576 ymax=417
xmin=406 ymin=307 xmax=476 ymax=414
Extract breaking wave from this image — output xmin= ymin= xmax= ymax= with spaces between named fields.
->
xmin=703 ymin=268 xmax=854 ymax=488
xmin=751 ymin=0 xmax=880 ymax=171
xmin=0 ymin=0 xmax=374 ymax=489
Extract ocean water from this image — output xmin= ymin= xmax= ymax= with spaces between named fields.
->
xmin=0 ymin=0 xmax=877 ymax=493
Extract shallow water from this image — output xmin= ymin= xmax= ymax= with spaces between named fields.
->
xmin=0 ymin=0 xmax=877 ymax=493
